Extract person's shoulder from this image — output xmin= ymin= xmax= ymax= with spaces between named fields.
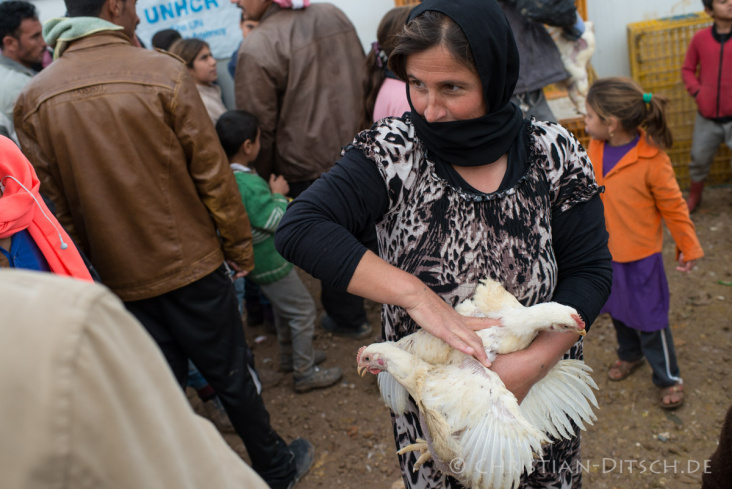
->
xmin=347 ymin=114 xmax=422 ymax=168
xmin=355 ymin=115 xmax=417 ymax=150
xmin=691 ymin=25 xmax=713 ymax=41
xmin=134 ymin=46 xmax=188 ymax=71
xmin=529 ymin=119 xmax=577 ymax=148
xmin=233 ymin=168 xmax=266 ymax=186
xmin=237 ymin=23 xmax=283 ymax=61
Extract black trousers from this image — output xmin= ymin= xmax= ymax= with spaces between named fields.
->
xmin=612 ymin=317 xmax=681 ymax=388
xmin=125 ymin=265 xmax=295 ymax=488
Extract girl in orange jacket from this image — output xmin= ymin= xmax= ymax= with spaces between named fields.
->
xmin=584 ymin=77 xmax=704 ymax=409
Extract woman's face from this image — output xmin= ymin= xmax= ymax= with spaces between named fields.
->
xmin=189 ymin=46 xmax=218 ymax=85
xmin=406 ymin=44 xmax=486 ymax=123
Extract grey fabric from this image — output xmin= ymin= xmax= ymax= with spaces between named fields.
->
xmin=689 ymin=112 xmax=732 ymax=182
xmin=0 ymin=54 xmax=36 ymax=141
xmin=511 ymin=89 xmax=558 ymax=122
xmin=503 ymin=0 xmax=578 ymax=26
xmin=499 ymin=0 xmax=567 ymax=94
xmin=259 ymin=268 xmax=317 ymax=377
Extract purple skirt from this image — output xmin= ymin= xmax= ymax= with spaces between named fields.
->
xmin=600 ymin=253 xmax=670 ymax=332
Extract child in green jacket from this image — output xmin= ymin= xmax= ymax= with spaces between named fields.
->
xmin=216 ymin=110 xmax=341 ymax=393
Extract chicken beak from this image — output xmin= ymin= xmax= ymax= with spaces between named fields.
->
xmin=577 ymin=329 xmax=586 ymax=336
xmin=358 ymin=366 xmax=366 ymax=377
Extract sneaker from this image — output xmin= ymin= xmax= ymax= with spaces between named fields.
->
xmin=293 ymin=366 xmax=343 ymax=393
xmin=286 ymin=438 xmax=314 ymax=488
xmin=201 ymin=396 xmax=235 ymax=432
xmin=279 ymin=349 xmax=327 ymax=373
xmin=320 ymin=314 xmax=373 ymax=340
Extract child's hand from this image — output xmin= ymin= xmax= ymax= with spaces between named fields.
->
xmin=269 ymin=174 xmax=290 ymax=196
xmin=676 ymin=253 xmax=696 ymax=273
xmin=227 ymin=260 xmax=249 ymax=279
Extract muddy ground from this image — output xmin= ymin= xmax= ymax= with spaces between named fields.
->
xmin=195 ymin=185 xmax=732 ymax=489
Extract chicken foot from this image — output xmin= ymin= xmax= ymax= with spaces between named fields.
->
xmin=397 ymin=439 xmax=432 ymax=471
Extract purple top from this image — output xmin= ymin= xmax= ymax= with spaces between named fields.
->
xmin=602 ymin=134 xmax=639 ymax=176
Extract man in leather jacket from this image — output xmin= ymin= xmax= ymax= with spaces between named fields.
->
xmin=13 ymin=0 xmax=312 ymax=487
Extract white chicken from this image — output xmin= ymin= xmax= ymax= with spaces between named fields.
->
xmin=356 ymin=278 xmax=598 ymax=489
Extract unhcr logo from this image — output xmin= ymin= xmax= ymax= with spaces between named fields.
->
xmin=144 ymin=0 xmax=220 ymax=24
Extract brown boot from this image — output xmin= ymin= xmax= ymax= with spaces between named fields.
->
xmin=686 ymin=180 xmax=705 ymax=213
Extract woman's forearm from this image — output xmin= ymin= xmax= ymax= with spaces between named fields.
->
xmin=348 ymin=250 xmax=499 ymax=365
xmin=490 ymin=330 xmax=582 ymax=402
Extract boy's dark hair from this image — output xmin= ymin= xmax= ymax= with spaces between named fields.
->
xmin=151 ymin=29 xmax=182 ymax=51
xmin=0 ymin=1 xmax=38 ymax=49
xmin=64 ymin=0 xmax=111 ymax=17
xmin=216 ymin=110 xmax=259 ymax=158
xmin=702 ymin=0 xmax=713 ymax=10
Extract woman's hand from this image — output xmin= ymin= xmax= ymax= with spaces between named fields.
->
xmin=347 ymin=250 xmax=499 ymax=366
xmin=402 ymin=283 xmax=500 ymax=367
xmin=489 ymin=330 xmax=581 ymax=403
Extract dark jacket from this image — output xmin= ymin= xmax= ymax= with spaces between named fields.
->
xmin=682 ymin=25 xmax=732 ymax=120
xmin=14 ymin=31 xmax=254 ymax=301
xmin=234 ymin=3 xmax=366 ymax=183
xmin=498 ymin=0 xmax=570 ymax=94
xmin=502 ymin=0 xmax=577 ymax=26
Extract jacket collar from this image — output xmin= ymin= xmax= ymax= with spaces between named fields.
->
xmin=61 ymin=31 xmax=132 ymax=55
xmin=260 ymin=2 xmax=283 ymax=23
xmin=712 ymin=24 xmax=732 ymax=44
xmin=594 ymin=128 xmax=659 ymax=181
xmin=0 ymin=53 xmax=37 ymax=77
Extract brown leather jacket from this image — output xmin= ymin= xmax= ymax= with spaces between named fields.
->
xmin=14 ymin=32 xmax=254 ymax=301
xmin=234 ymin=3 xmax=366 ymax=183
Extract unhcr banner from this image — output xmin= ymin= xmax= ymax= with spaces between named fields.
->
xmin=136 ymin=0 xmax=242 ymax=59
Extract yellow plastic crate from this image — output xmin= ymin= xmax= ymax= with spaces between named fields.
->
xmin=628 ymin=12 xmax=731 ymax=188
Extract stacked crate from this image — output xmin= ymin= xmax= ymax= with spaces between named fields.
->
xmin=628 ymin=13 xmax=731 ymax=188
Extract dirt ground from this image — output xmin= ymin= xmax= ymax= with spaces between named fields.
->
xmin=198 ymin=185 xmax=732 ymax=489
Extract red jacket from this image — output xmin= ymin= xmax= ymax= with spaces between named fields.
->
xmin=682 ymin=25 xmax=732 ymax=119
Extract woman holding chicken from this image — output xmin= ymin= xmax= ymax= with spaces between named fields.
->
xmin=275 ymin=0 xmax=612 ymax=487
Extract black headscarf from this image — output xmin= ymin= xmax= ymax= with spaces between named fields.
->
xmin=406 ymin=0 xmax=524 ymax=167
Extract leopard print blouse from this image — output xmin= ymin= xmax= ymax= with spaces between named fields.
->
xmin=348 ymin=114 xmax=598 ymax=489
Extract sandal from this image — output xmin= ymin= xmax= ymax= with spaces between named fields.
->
xmin=660 ymin=383 xmax=684 ymax=409
xmin=607 ymin=358 xmax=644 ymax=381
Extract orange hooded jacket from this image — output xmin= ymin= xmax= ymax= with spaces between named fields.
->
xmin=587 ymin=129 xmax=703 ymax=264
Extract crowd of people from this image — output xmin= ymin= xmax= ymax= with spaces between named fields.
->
xmin=1 ymin=0 xmax=731 ymax=488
